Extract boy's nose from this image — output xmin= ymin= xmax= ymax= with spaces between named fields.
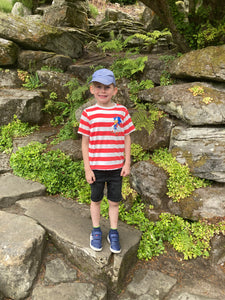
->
xmin=100 ymin=87 xmax=107 ymax=92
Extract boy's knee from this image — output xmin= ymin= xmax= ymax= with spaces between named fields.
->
xmin=108 ymin=200 xmax=119 ymax=207
xmin=91 ymin=200 xmax=101 ymax=206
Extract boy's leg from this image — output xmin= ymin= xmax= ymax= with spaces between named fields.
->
xmin=108 ymin=200 xmax=121 ymax=253
xmin=90 ymin=200 xmax=101 ymax=228
xmin=90 ymin=200 xmax=102 ymax=251
xmin=106 ymin=169 xmax=122 ymax=253
xmin=90 ymin=170 xmax=105 ymax=252
xmin=108 ymin=200 xmax=119 ymax=229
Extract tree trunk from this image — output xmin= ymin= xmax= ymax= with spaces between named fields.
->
xmin=140 ymin=0 xmax=191 ymax=52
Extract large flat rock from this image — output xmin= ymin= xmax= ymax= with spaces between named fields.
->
xmin=0 ymin=88 xmax=44 ymax=126
xmin=0 ymin=173 xmax=46 ymax=208
xmin=17 ymin=196 xmax=142 ymax=291
xmin=0 ymin=211 xmax=46 ymax=299
xmin=31 ymin=282 xmax=107 ymax=300
xmin=169 ymin=126 xmax=225 ymax=182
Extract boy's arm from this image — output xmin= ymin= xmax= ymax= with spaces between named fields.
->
xmin=121 ymin=134 xmax=131 ymax=177
xmin=82 ymin=135 xmax=96 ymax=184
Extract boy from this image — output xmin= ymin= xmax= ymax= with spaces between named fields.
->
xmin=78 ymin=68 xmax=135 ymax=253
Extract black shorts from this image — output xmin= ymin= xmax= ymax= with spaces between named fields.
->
xmin=91 ymin=169 xmax=122 ymax=203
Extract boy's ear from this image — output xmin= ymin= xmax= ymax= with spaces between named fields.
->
xmin=113 ymin=86 xmax=118 ymax=95
xmin=90 ymin=85 xmax=94 ymax=95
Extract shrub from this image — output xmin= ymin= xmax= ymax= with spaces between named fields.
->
xmin=0 ymin=0 xmax=12 ymax=13
xmin=112 ymin=56 xmax=148 ymax=79
xmin=0 ymin=115 xmax=39 ymax=153
xmin=151 ymin=148 xmax=210 ymax=202
xmin=89 ymin=3 xmax=99 ymax=19
xmin=10 ymin=142 xmax=88 ymax=199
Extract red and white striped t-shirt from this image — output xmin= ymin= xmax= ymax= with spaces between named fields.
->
xmin=78 ymin=103 xmax=135 ymax=170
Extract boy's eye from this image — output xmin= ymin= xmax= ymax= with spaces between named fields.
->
xmin=96 ymin=85 xmax=110 ymax=90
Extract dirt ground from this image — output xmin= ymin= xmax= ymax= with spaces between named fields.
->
xmin=126 ymin=243 xmax=225 ymax=286
xmin=89 ymin=0 xmax=145 ymax=23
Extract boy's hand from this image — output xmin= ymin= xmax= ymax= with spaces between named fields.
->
xmin=85 ymin=169 xmax=96 ymax=184
xmin=120 ymin=164 xmax=130 ymax=177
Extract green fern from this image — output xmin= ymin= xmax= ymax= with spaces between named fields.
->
xmin=132 ymin=104 xmax=164 ymax=135
xmin=128 ymin=80 xmax=154 ymax=104
xmin=112 ymin=56 xmax=148 ymax=79
xmin=97 ymin=32 xmax=124 ymax=53
xmin=123 ymin=30 xmax=172 ymax=50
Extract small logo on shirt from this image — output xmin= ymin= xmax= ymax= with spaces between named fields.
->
xmin=112 ymin=116 xmax=122 ymax=134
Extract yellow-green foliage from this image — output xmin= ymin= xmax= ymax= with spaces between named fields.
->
xmin=189 ymin=85 xmax=214 ymax=104
xmin=131 ymin=143 xmax=150 ymax=162
xmin=151 ymin=148 xmax=210 ymax=202
xmin=196 ymin=22 xmax=225 ymax=49
xmin=0 ymin=0 xmax=12 ymax=13
xmin=0 ymin=115 xmax=39 ymax=153
xmin=132 ymin=104 xmax=164 ymax=135
xmin=89 ymin=3 xmax=99 ymax=19
xmin=189 ymin=85 xmax=204 ymax=96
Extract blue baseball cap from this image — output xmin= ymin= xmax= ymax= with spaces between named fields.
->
xmin=90 ymin=68 xmax=116 ymax=86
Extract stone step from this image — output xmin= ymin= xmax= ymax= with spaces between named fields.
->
xmin=0 ymin=210 xmax=46 ymax=299
xmin=0 ymin=88 xmax=44 ymax=126
xmin=31 ymin=282 xmax=107 ymax=300
xmin=0 ymin=173 xmax=46 ymax=208
xmin=17 ymin=196 xmax=142 ymax=291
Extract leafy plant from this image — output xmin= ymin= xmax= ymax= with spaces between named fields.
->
xmin=51 ymin=120 xmax=77 ymax=145
xmin=128 ymin=79 xmax=154 ymax=104
xmin=160 ymin=70 xmax=174 ymax=86
xmin=0 ymin=0 xmax=12 ymax=13
xmin=43 ymin=78 xmax=88 ymax=144
xmin=202 ymin=96 xmax=213 ymax=104
xmin=9 ymin=139 xmax=223 ymax=262
xmin=18 ymin=70 xmax=43 ymax=90
xmin=10 ymin=142 xmax=88 ymax=199
xmin=122 ymin=176 xmax=138 ymax=201
xmin=41 ymin=66 xmax=64 ymax=73
xmin=137 ymin=212 xmax=219 ymax=260
xmin=98 ymin=31 xmax=124 ymax=53
xmin=89 ymin=3 xmax=99 ymax=19
xmin=17 ymin=70 xmax=29 ymax=82
xmin=98 ymin=30 xmax=172 ymax=54
xmin=0 ymin=115 xmax=39 ymax=153
xmin=189 ymin=85 xmax=205 ymax=96
xmin=65 ymin=78 xmax=89 ymax=111
xmin=131 ymin=143 xmax=150 ymax=162
xmin=132 ymin=103 xmax=164 ymax=135
xmin=196 ymin=22 xmax=225 ymax=49
xmin=151 ymin=148 xmax=210 ymax=202
xmin=123 ymin=30 xmax=172 ymax=52
xmin=159 ymin=54 xmax=177 ymax=65
xmin=12 ymin=0 xmax=34 ymax=10
xmin=188 ymin=85 xmax=214 ymax=104
xmin=112 ymin=56 xmax=148 ymax=79
xmin=43 ymin=92 xmax=68 ymax=127
xmin=119 ymin=195 xmax=223 ymax=260
xmin=98 ymin=38 xmax=124 ymax=53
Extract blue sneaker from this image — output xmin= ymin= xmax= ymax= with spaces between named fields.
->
xmin=90 ymin=228 xmax=102 ymax=251
xmin=107 ymin=229 xmax=121 ymax=254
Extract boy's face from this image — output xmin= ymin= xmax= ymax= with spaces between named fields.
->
xmin=90 ymin=82 xmax=118 ymax=107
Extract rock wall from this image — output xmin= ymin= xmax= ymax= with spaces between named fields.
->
xmin=0 ymin=2 xmax=225 ymax=299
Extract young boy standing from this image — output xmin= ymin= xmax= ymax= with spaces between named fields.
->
xmin=78 ymin=68 xmax=135 ymax=253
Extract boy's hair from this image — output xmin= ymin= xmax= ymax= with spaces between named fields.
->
xmin=90 ymin=69 xmax=116 ymax=86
